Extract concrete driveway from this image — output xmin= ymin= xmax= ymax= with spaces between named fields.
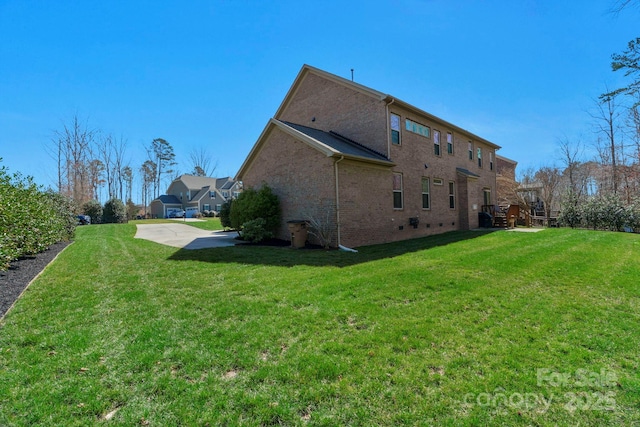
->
xmin=134 ymin=223 xmax=239 ymax=249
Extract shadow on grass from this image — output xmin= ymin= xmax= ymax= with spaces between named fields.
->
xmin=167 ymin=229 xmax=498 ymax=268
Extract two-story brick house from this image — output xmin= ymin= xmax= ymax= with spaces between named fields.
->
xmin=150 ymin=174 xmax=241 ymax=218
xmin=236 ymin=65 xmax=500 ymax=247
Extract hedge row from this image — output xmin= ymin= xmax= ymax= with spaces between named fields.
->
xmin=559 ymin=193 xmax=640 ymax=232
xmin=0 ymin=165 xmax=77 ymax=271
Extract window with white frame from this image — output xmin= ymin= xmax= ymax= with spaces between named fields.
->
xmin=489 ymin=152 xmax=494 ymax=171
xmin=393 ymin=173 xmax=403 ymax=209
xmin=483 ymin=188 xmax=491 ymax=207
xmin=203 ymin=204 xmax=210 ymax=211
xmin=447 ymin=132 xmax=453 ymax=154
xmin=216 ymin=204 xmax=222 ymax=211
xmin=468 ymin=142 xmax=473 ymax=160
xmin=390 ymin=113 xmax=401 ymax=145
xmin=210 ymin=191 xmax=216 ymax=199
xmin=222 ymin=191 xmax=229 ymax=198
xmin=422 ymin=177 xmax=430 ymax=209
xmin=448 ymin=181 xmax=456 ymax=209
xmin=434 ymin=130 xmax=441 ymax=156
xmin=477 ymin=147 xmax=482 ymax=168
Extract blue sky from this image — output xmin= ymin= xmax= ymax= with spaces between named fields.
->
xmin=0 ymin=0 xmax=636 ymax=202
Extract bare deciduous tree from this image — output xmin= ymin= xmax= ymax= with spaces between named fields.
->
xmin=49 ymin=115 xmax=97 ymax=205
xmin=189 ymin=147 xmax=217 ymax=177
xmin=590 ymin=94 xmax=624 ymax=194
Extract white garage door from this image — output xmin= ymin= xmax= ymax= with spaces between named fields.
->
xmin=186 ymin=207 xmax=199 ymax=218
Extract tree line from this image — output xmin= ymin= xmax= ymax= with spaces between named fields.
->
xmin=49 ymin=116 xmax=217 ymax=211
xmin=501 ymin=4 xmax=640 ymax=231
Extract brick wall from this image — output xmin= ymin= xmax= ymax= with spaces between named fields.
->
xmin=241 ymin=126 xmax=338 ymax=244
xmin=276 ymin=73 xmax=389 ymax=156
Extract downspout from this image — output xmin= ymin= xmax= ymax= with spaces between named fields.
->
xmin=385 ymin=97 xmax=396 ymax=160
xmin=334 ymin=156 xmax=358 ymax=253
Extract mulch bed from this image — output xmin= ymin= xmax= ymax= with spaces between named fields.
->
xmin=0 ymin=241 xmax=71 ymax=319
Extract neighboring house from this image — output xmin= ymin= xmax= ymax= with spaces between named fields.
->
xmin=150 ymin=174 xmax=242 ymax=218
xmin=236 ymin=64 xmax=501 ymax=248
xmin=496 ymin=154 xmax=519 ymax=207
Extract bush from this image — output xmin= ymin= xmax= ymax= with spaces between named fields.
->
xmin=0 ymin=161 xmax=77 ymax=271
xmin=230 ymin=185 xmax=280 ymax=236
xmin=103 ymin=198 xmax=128 ymax=224
xmin=44 ymin=190 xmax=78 ymax=241
xmin=126 ymin=199 xmax=139 ymax=220
xmin=219 ymin=199 xmax=233 ymax=229
xmin=83 ymin=199 xmax=103 ymax=224
xmin=241 ymin=218 xmax=274 ymax=243
xmin=558 ymin=191 xmax=581 ymax=228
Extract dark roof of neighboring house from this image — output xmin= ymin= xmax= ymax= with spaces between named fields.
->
xmin=219 ymin=179 xmax=236 ymax=190
xmin=156 ymin=194 xmax=182 ymax=204
xmin=191 ymin=186 xmax=211 ymax=202
xmin=281 ymin=121 xmax=391 ymax=163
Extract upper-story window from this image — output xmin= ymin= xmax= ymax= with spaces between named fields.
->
xmin=468 ymin=142 xmax=473 ymax=160
xmin=222 ymin=191 xmax=230 ymax=198
xmin=405 ymin=119 xmax=430 ymax=138
xmin=393 ymin=173 xmax=403 ymax=209
xmin=390 ymin=113 xmax=401 ymax=145
xmin=433 ymin=130 xmax=441 ymax=156
xmin=233 ymin=191 xmax=240 ymax=198
xmin=210 ymin=191 xmax=216 ymax=199
xmin=447 ymin=132 xmax=453 ymax=155
xmin=477 ymin=148 xmax=483 ymax=168
xmin=489 ymin=152 xmax=494 ymax=171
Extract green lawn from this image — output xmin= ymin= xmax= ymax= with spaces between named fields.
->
xmin=0 ymin=225 xmax=639 ymax=426
xmin=131 ymin=217 xmax=224 ymax=231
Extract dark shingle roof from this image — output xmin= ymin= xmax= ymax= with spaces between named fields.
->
xmin=280 ymin=121 xmax=390 ymax=163
xmin=157 ymin=195 xmax=182 ymax=204
xmin=456 ymin=167 xmax=481 ymax=179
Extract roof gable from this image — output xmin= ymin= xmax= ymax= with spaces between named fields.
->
xmin=274 ymin=64 xmax=386 ymax=120
xmin=275 ymin=64 xmax=500 ymax=150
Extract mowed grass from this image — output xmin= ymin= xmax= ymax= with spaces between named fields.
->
xmin=131 ymin=217 xmax=224 ymax=231
xmin=0 ymin=225 xmax=639 ymax=426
